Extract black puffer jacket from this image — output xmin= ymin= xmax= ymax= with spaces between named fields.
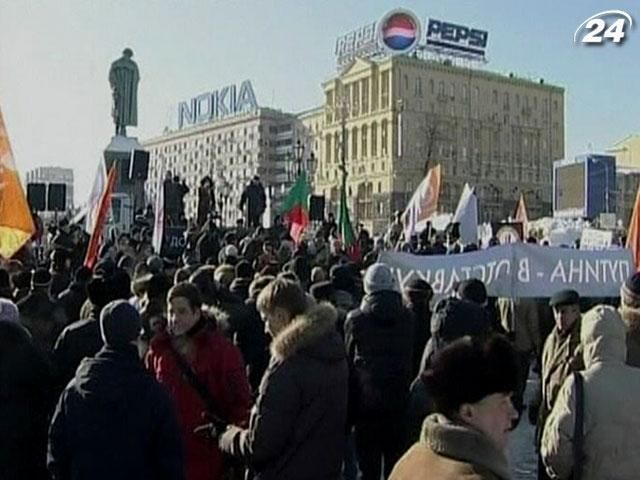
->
xmin=48 ymin=346 xmax=184 ymax=480
xmin=345 ymin=290 xmax=414 ymax=418
xmin=219 ymin=303 xmax=348 ymax=480
xmin=52 ymin=309 xmax=103 ymax=392
xmin=57 ymin=282 xmax=88 ymax=326
xmin=0 ymin=321 xmax=55 ymax=480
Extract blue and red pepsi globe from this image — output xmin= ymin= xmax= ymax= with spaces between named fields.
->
xmin=379 ymin=10 xmax=421 ymax=53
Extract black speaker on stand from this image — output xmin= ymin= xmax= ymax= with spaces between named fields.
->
xmin=27 ymin=183 xmax=46 ymax=211
xmin=309 ymin=195 xmax=325 ymax=222
xmin=47 ymin=183 xmax=67 ymax=212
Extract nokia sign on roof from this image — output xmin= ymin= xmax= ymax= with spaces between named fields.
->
xmin=177 ymin=80 xmax=258 ymax=129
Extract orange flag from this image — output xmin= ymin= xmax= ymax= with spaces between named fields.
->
xmin=0 ymin=108 xmax=35 ymax=259
xmin=514 ymin=193 xmax=529 ymax=240
xmin=626 ymin=185 xmax=640 ymax=271
xmin=84 ymin=166 xmax=117 ymax=270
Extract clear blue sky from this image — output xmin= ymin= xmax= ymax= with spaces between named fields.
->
xmin=1 ymin=0 xmax=639 ymax=205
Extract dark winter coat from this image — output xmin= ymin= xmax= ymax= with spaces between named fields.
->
xmin=48 ymin=346 xmax=184 ymax=480
xmin=219 ymin=303 xmax=348 ymax=480
xmin=50 ymin=271 xmax=71 ymax=299
xmin=18 ymin=288 xmax=67 ymax=353
xmin=0 ymin=321 xmax=55 ymax=480
xmin=52 ymin=309 xmax=103 ymax=391
xmin=240 ymin=182 xmax=266 ymax=220
xmin=56 ymin=282 xmax=88 ymax=326
xmin=146 ymin=324 xmax=251 ymax=480
xmin=406 ymin=300 xmax=431 ymax=378
xmin=345 ymin=290 xmax=414 ymax=420
xmin=239 ymin=299 xmax=270 ymax=393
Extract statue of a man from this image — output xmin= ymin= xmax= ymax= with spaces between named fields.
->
xmin=108 ymin=48 xmax=140 ymax=137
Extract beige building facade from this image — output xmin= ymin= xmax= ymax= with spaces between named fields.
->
xmin=143 ymin=108 xmax=298 ymax=226
xmin=315 ymin=55 xmax=565 ymax=233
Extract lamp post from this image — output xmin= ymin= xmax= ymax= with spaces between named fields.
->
xmin=294 ymin=139 xmax=304 ymax=177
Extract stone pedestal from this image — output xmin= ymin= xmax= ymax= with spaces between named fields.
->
xmin=103 ymin=135 xmax=147 ymax=227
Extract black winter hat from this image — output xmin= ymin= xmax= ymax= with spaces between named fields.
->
xmin=404 ymin=278 xmax=433 ymax=295
xmin=100 ymin=300 xmax=142 ymax=349
xmin=310 ymin=281 xmax=335 ymax=302
xmin=235 ymin=260 xmax=254 ymax=280
xmin=622 ymin=273 xmax=640 ymax=307
xmin=457 ymin=279 xmax=487 ymax=305
xmin=32 ymin=269 xmax=51 ymax=287
xmin=549 ymin=289 xmax=580 ymax=308
xmin=422 ymin=334 xmax=518 ymax=416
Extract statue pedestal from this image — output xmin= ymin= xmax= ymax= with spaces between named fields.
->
xmin=103 ymin=135 xmax=147 ymax=230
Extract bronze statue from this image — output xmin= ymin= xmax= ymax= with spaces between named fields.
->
xmin=108 ymin=48 xmax=139 ymax=136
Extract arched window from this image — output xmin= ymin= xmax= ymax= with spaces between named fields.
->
xmin=371 ymin=122 xmax=378 ymax=157
xmin=352 ymin=127 xmax=358 ymax=160
xmin=361 ymin=125 xmax=368 ymax=158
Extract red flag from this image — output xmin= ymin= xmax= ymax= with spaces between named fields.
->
xmin=84 ymin=167 xmax=117 ymax=270
xmin=627 ymin=185 xmax=640 ymax=271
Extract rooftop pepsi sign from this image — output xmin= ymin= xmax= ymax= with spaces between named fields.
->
xmin=335 ymin=9 xmax=489 ymax=68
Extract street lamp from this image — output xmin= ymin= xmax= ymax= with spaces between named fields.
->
xmin=294 ymin=139 xmax=305 ymax=176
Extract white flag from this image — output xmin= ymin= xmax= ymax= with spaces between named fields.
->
xmin=152 ymin=172 xmax=164 ymax=254
xmin=85 ymin=161 xmax=107 ymax=234
xmin=452 ymin=183 xmax=478 ymax=245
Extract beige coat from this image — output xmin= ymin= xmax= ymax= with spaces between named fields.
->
xmin=542 ymin=305 xmax=640 ymax=480
xmin=497 ymin=297 xmax=541 ymax=353
xmin=538 ymin=318 xmax=583 ymax=441
xmin=389 ymin=414 xmax=511 ymax=480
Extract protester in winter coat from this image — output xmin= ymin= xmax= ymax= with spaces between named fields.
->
xmin=48 ymin=300 xmax=184 ymax=480
xmin=229 ymin=260 xmax=253 ymax=302
xmin=57 ymin=266 xmax=92 ymax=325
xmin=407 ymin=296 xmax=493 ymax=444
xmin=219 ymin=277 xmax=348 ymax=480
xmin=541 ymin=305 xmax=640 ymax=480
xmin=146 ymin=282 xmax=251 ymax=480
xmin=535 ymin=289 xmax=583 ymax=480
xmin=18 ymin=269 xmax=67 ymax=353
xmin=50 ymin=249 xmax=72 ymax=298
xmin=0 ymin=320 xmax=54 ymax=480
xmin=52 ymin=275 xmax=113 ymax=390
xmin=345 ymin=263 xmax=414 ymax=480
xmin=497 ymin=297 xmax=541 ymax=416
xmin=389 ymin=335 xmax=518 ymax=480
xmin=403 ymin=279 xmax=433 ymax=378
xmin=619 ymin=272 xmax=640 ymax=367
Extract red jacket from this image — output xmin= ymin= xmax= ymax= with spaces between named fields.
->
xmin=147 ymin=326 xmax=251 ymax=480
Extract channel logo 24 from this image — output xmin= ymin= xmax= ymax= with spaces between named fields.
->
xmin=574 ymin=10 xmax=633 ymax=44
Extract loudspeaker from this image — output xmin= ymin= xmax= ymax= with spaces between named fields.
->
xmin=130 ymin=150 xmax=150 ymax=180
xmin=309 ymin=195 xmax=325 ymax=222
xmin=27 ymin=183 xmax=46 ymax=211
xmin=47 ymin=183 xmax=67 ymax=212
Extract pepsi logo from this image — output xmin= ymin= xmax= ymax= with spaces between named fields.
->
xmin=378 ymin=9 xmax=421 ymax=53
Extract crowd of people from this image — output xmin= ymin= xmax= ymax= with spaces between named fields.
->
xmin=2 ymin=210 xmax=640 ymax=480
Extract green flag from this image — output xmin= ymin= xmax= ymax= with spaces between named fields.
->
xmin=281 ymin=172 xmax=310 ymax=244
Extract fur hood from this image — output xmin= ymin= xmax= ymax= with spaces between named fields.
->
xmin=421 ymin=414 xmax=510 ymax=480
xmin=620 ymin=305 xmax=640 ymax=336
xmin=271 ymin=302 xmax=342 ymax=361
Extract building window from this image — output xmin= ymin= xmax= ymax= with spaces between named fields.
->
xmin=372 ymin=75 xmax=379 ymax=111
xmin=352 ymin=82 xmax=360 ymax=117
xmin=462 ymin=85 xmax=468 ymax=102
xmin=404 ymin=74 xmax=409 ymax=92
xmin=378 ymin=181 xmax=382 ymax=193
xmin=429 ymin=79 xmax=434 ymax=94
xmin=361 ymin=79 xmax=369 ymax=114
xmin=449 ymin=83 xmax=455 ymax=98
xmin=334 ymin=132 xmax=340 ymax=163
xmin=352 ymin=127 xmax=358 ymax=159
xmin=381 ymin=120 xmax=388 ymax=155
xmin=438 ymin=81 xmax=445 ymax=96
xmin=371 ymin=122 xmax=378 ymax=157
xmin=361 ymin=125 xmax=368 ymax=158
xmin=381 ymin=71 xmax=389 ymax=108
xmin=417 ymin=77 xmax=423 ymax=97
xmin=492 ymin=90 xmax=498 ymax=104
